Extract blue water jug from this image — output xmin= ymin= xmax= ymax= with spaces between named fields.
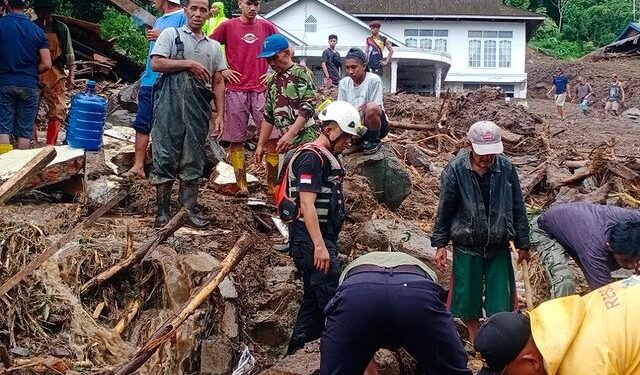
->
xmin=66 ymin=80 xmax=108 ymax=151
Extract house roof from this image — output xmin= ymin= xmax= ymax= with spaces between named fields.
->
xmin=616 ymin=22 xmax=640 ymax=41
xmin=261 ymin=0 xmax=544 ymax=19
xmin=263 ymin=0 xmax=407 ymax=46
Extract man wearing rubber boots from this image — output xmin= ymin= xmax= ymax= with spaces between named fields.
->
xmin=149 ymin=0 xmax=226 ymax=228
xmin=211 ymin=0 xmax=278 ymax=197
xmin=283 ymin=101 xmax=365 ymax=354
xmin=255 ymin=34 xmax=319 ymax=197
xmin=32 ymin=0 xmax=74 ymax=145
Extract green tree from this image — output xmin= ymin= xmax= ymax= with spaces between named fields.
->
xmin=101 ymin=7 xmax=148 ymax=64
xmin=504 ymin=0 xmax=532 ymax=9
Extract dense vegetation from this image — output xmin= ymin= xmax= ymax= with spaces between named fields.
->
xmin=505 ymin=0 xmax=637 ymax=59
xmin=51 ymin=0 xmax=637 ymax=62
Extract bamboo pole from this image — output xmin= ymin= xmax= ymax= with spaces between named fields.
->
xmin=114 ymin=233 xmax=254 ymax=375
xmin=511 ymin=241 xmax=534 ymax=310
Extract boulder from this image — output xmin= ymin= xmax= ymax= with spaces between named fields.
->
xmin=200 ymin=337 xmax=234 ymax=375
xmin=404 ymin=144 xmax=432 ymax=171
xmin=260 ymin=341 xmax=406 ymax=375
xmin=344 ymin=146 xmax=412 ymax=210
xmin=106 ymin=109 xmax=136 ymax=128
xmin=117 ymin=81 xmax=140 ymax=113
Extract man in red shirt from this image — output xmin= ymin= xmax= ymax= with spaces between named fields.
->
xmin=211 ymin=0 xmax=278 ymax=197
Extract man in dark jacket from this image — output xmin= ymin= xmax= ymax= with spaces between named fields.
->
xmin=432 ymin=120 xmax=530 ymax=344
xmin=531 ymin=202 xmax=640 ymax=297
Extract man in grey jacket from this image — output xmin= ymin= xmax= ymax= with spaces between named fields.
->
xmin=431 ymin=120 xmax=530 ymax=344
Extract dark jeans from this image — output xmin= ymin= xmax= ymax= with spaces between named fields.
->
xmin=320 ymin=271 xmax=472 ymax=375
xmin=286 ymin=238 xmax=340 ymax=355
xmin=133 ymin=85 xmax=154 ymax=135
xmin=0 ymin=85 xmax=39 ymax=139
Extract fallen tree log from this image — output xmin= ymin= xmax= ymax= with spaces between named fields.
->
xmin=114 ymin=300 xmax=141 ymax=336
xmin=107 ymin=0 xmax=156 ymax=28
xmin=521 ymin=162 xmax=547 ymax=197
xmin=0 ymin=146 xmax=56 ymax=206
xmin=80 ymin=209 xmax=188 ymax=296
xmin=0 ymin=190 xmax=126 ymax=297
xmin=114 ymin=232 xmax=254 ymax=375
xmin=605 ymin=160 xmax=640 ymax=182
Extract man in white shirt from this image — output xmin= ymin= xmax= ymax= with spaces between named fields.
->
xmin=337 ymin=47 xmax=389 ymax=154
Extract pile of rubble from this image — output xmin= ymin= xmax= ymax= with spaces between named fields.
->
xmin=1 ymin=79 xmax=640 ymax=375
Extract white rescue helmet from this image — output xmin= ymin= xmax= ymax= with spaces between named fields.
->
xmin=318 ymin=101 xmax=367 ymax=137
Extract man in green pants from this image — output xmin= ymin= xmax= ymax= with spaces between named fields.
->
xmin=432 ymin=120 xmax=531 ymax=344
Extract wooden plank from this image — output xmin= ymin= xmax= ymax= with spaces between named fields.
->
xmin=108 ymin=0 xmax=157 ymax=28
xmin=0 ymin=146 xmax=85 ymax=191
xmin=0 ymin=146 xmax=56 ymax=206
xmin=0 ymin=190 xmax=127 ymax=297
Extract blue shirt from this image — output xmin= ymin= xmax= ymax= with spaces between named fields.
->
xmin=539 ymin=203 xmax=640 ymax=289
xmin=140 ymin=9 xmax=187 ymax=87
xmin=553 ymin=74 xmax=569 ymax=94
xmin=0 ymin=13 xmax=49 ymax=89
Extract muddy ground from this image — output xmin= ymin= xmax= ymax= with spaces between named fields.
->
xmin=1 ymin=50 xmax=640 ymax=375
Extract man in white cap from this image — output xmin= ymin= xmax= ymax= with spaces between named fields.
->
xmin=431 ymin=120 xmax=530 ymax=344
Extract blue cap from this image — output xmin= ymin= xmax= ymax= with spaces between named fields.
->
xmin=257 ymin=34 xmax=289 ymax=58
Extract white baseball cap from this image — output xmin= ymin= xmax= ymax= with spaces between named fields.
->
xmin=467 ymin=121 xmax=504 ymax=155
xmin=167 ymin=0 xmax=182 ymax=4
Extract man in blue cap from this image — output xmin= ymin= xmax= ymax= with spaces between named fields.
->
xmin=254 ymin=34 xmax=319 ymax=197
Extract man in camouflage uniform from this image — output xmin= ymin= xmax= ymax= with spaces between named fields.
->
xmin=254 ymin=34 xmax=318 ymax=196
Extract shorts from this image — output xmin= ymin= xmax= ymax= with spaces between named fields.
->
xmin=221 ymin=90 xmax=280 ymax=144
xmin=0 ymin=85 xmax=39 ymax=139
xmin=447 ymin=247 xmax=516 ymax=319
xmin=555 ymin=93 xmax=567 ymax=106
xmin=133 ymin=86 xmax=154 ymax=134
xmin=605 ymin=100 xmax=619 ymax=111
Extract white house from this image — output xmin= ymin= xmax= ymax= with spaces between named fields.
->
xmin=260 ymin=0 xmax=545 ymax=98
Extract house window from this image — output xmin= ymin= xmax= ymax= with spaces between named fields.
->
xmin=499 ymin=40 xmax=512 ymax=68
xmin=404 ymin=29 xmax=448 ymax=51
xmin=304 ymin=15 xmax=317 ymax=33
xmin=468 ymin=30 xmax=513 ymax=68
xmin=469 ymin=40 xmax=481 ymax=67
xmin=484 ymin=40 xmax=496 ymax=68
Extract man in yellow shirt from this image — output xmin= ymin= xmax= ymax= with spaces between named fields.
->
xmin=474 ymin=276 xmax=640 ymax=375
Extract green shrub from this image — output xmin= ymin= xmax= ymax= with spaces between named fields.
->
xmin=100 ymin=7 xmax=149 ymax=64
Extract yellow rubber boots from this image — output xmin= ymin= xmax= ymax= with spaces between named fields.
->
xmin=230 ymin=150 xmax=249 ymax=197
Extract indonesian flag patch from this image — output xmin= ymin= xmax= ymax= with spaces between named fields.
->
xmin=300 ymin=173 xmax=313 ymax=185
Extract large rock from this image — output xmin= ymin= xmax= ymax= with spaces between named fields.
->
xmin=200 ymin=337 xmax=234 ymax=375
xmin=106 ymin=109 xmax=136 ymax=128
xmin=344 ymin=146 xmax=412 ymax=210
xmin=404 ymin=144 xmax=432 ymax=171
xmin=117 ymin=81 xmax=140 ymax=113
xmin=260 ymin=340 xmax=405 ymax=375
xmin=623 ymin=107 xmax=640 ymax=121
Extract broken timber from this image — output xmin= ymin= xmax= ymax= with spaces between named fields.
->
xmin=108 ymin=0 xmax=156 ymax=28
xmin=0 ymin=145 xmax=85 ymax=191
xmin=115 ymin=232 xmax=255 ymax=375
xmin=0 ymin=146 xmax=56 ymax=206
xmin=80 ymin=209 xmax=188 ymax=295
xmin=0 ymin=190 xmax=127 ymax=297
